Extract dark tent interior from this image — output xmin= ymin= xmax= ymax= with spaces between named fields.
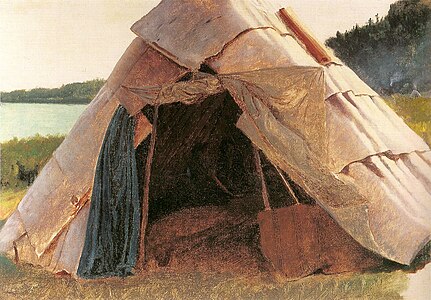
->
xmin=137 ymin=91 xmax=314 ymax=223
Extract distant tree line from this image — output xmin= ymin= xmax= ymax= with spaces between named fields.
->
xmin=326 ymin=0 xmax=431 ymax=94
xmin=1 ymin=79 xmax=105 ymax=104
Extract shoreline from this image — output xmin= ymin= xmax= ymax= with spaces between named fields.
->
xmin=1 ymin=100 xmax=90 ymax=105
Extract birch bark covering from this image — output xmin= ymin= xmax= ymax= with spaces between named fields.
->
xmin=1 ymin=0 xmax=430 ymax=276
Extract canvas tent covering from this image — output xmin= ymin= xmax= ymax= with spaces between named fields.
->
xmin=1 ymin=0 xmax=431 ymax=278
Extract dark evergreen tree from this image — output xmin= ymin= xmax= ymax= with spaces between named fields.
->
xmin=326 ymin=0 xmax=431 ymax=94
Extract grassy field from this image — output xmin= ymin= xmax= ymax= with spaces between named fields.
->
xmin=0 ymin=190 xmax=27 ymax=220
xmin=385 ymin=96 xmax=431 ymax=146
xmin=0 ymin=97 xmax=429 ymax=299
xmin=0 ymin=258 xmax=410 ymax=299
xmin=0 ymin=135 xmax=64 ymax=219
xmin=0 ymin=134 xmax=64 ymax=190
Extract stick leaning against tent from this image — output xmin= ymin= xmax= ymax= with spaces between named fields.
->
xmin=137 ymin=105 xmax=159 ymax=270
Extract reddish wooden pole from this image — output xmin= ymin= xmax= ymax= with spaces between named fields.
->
xmin=275 ymin=166 xmax=300 ymax=205
xmin=136 ymin=105 xmax=159 ymax=270
xmin=278 ymin=8 xmax=332 ymax=65
xmin=253 ymin=146 xmax=271 ymax=211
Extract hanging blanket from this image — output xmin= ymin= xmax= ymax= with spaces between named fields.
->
xmin=77 ymin=106 xmax=141 ymax=278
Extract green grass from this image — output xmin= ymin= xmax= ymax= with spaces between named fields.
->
xmin=0 ymin=135 xmax=64 ymax=221
xmin=0 ymin=190 xmax=27 ymax=220
xmin=0 ymin=262 xmax=409 ymax=299
xmin=0 ymin=134 xmax=64 ymax=191
xmin=385 ymin=96 xmax=431 ymax=146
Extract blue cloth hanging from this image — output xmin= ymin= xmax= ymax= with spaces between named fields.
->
xmin=77 ymin=106 xmax=141 ymax=279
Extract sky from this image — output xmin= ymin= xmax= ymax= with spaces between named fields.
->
xmin=0 ymin=0 xmax=395 ymax=92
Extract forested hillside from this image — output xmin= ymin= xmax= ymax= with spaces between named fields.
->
xmin=1 ymin=79 xmax=105 ymax=104
xmin=326 ymin=0 xmax=431 ymax=95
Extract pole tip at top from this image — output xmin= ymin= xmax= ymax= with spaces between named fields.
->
xmin=278 ymin=7 xmax=333 ymax=66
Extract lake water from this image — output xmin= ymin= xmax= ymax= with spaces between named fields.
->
xmin=0 ymin=103 xmax=87 ymax=142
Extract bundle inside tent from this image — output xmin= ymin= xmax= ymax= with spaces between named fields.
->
xmin=1 ymin=0 xmax=431 ymax=279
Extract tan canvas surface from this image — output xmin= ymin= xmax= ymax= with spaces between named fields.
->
xmin=326 ymin=92 xmax=429 ymax=172
xmin=131 ymin=0 xmax=291 ymax=69
xmin=207 ymin=28 xmax=320 ymax=74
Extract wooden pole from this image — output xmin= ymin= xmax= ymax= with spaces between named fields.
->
xmin=275 ymin=166 xmax=300 ymax=205
xmin=253 ymin=146 xmax=271 ymax=211
xmin=278 ymin=8 xmax=332 ymax=65
xmin=136 ymin=105 xmax=159 ymax=270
